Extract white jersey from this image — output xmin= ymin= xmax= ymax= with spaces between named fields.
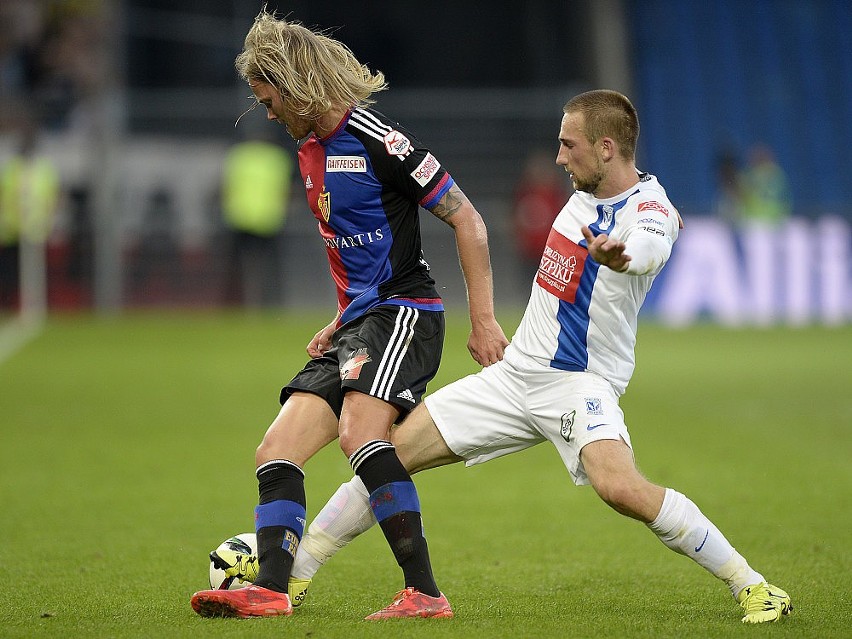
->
xmin=504 ymin=173 xmax=679 ymax=396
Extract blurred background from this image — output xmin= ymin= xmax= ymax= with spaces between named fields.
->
xmin=0 ymin=0 xmax=849 ymax=325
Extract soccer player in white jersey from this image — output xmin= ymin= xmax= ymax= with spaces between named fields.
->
xmin=278 ymin=90 xmax=791 ymax=624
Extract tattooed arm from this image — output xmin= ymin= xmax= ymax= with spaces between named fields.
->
xmin=429 ymin=184 xmax=508 ymax=366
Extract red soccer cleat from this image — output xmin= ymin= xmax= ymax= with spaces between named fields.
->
xmin=190 ymin=584 xmax=293 ymax=618
xmin=365 ymin=587 xmax=454 ymax=620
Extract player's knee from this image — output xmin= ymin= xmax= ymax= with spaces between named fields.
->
xmin=255 ymin=429 xmax=296 ymax=466
xmin=255 ymin=435 xmax=276 ymax=466
xmin=592 ymin=477 xmax=643 ymax=517
xmin=337 ymin=427 xmax=358 ymax=458
xmin=338 ymin=423 xmax=381 ymax=459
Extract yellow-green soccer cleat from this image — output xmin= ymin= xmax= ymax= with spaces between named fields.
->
xmin=288 ymin=577 xmax=312 ymax=608
xmin=209 ymin=535 xmax=258 ymax=589
xmin=737 ymin=582 xmax=792 ymax=623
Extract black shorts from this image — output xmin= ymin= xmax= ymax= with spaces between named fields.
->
xmin=281 ymin=304 xmax=445 ymax=419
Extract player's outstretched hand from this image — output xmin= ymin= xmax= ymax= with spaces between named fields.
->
xmin=581 ymin=225 xmax=631 ymax=272
xmin=467 ymin=317 xmax=509 ymax=367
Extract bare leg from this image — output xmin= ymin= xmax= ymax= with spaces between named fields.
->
xmin=581 ymin=439 xmax=764 ymax=598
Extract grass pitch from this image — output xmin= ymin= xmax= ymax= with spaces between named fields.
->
xmin=0 ymin=311 xmax=849 ymax=638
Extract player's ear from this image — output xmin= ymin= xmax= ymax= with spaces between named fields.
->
xmin=600 ymin=137 xmax=616 ymax=161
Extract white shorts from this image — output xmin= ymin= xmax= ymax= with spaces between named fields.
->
xmin=424 ymin=358 xmax=632 ymax=485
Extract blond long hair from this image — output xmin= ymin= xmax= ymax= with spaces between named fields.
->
xmin=235 ymin=10 xmax=387 ymax=119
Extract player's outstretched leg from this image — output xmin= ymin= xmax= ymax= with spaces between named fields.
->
xmin=290 ymin=475 xmax=377 ymax=606
xmin=647 ymin=488 xmax=792 ymax=623
xmin=584 ymin=441 xmax=791 ymax=624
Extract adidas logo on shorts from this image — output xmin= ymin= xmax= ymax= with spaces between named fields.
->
xmin=396 ymin=389 xmax=415 ymax=403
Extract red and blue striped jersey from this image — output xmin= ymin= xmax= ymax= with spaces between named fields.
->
xmin=298 ymin=107 xmax=451 ymax=325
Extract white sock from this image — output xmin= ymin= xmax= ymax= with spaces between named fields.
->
xmin=647 ymin=488 xmax=764 ymax=598
xmin=291 ymin=476 xmax=376 ymax=580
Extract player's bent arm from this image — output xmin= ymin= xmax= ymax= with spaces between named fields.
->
xmin=581 ymin=225 xmax=631 ymax=272
xmin=429 ymin=185 xmax=508 ymax=365
xmin=581 ymin=224 xmax=672 ymax=276
xmin=620 ymin=228 xmax=673 ymax=276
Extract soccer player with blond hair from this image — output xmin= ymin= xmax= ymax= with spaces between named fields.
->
xmin=190 ymin=9 xmax=508 ymax=620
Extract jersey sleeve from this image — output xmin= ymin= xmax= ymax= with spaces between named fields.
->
xmin=620 ymin=198 xmax=679 ymax=276
xmin=398 ymin=142 xmax=455 ymax=210
xmin=370 ymin=120 xmax=455 ymax=209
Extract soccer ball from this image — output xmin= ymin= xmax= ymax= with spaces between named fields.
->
xmin=208 ymin=533 xmax=258 ymax=590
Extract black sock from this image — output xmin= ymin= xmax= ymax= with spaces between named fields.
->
xmin=252 ymin=460 xmax=306 ymax=593
xmin=350 ymin=440 xmax=439 ymax=597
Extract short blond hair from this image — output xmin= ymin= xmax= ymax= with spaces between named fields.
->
xmin=235 ymin=9 xmax=387 ymax=119
xmin=564 ymin=90 xmax=639 ymax=161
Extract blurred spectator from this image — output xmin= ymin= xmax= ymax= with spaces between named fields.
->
xmin=0 ymin=121 xmax=60 ymax=311
xmin=737 ymin=143 xmax=792 ymax=226
xmin=0 ymin=0 xmax=45 ymax=128
xmin=712 ymin=149 xmax=743 ymax=223
xmin=510 ymin=148 xmax=571 ymax=286
xmin=125 ymin=187 xmax=180 ymax=306
xmin=36 ymin=1 xmax=111 ymax=132
xmin=0 ymin=1 xmax=110 ymax=134
xmin=49 ymin=185 xmax=93 ymax=309
xmin=221 ymin=133 xmax=294 ymax=308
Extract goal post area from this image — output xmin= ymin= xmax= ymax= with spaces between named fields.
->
xmin=0 ymin=236 xmax=47 ymax=366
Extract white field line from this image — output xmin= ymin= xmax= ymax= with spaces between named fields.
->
xmin=0 ymin=317 xmax=44 ymax=367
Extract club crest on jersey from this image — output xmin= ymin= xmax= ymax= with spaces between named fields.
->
xmin=638 ymin=200 xmax=669 ymax=217
xmin=585 ymin=398 xmax=603 ymax=415
xmin=599 ymin=205 xmax=615 ymax=230
xmin=317 ymin=187 xmax=331 ymax=222
xmin=560 ymin=410 xmax=576 ymax=442
xmin=340 ymin=348 xmax=371 ymax=380
xmin=383 ymin=129 xmax=412 ymax=156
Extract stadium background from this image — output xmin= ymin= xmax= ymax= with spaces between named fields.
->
xmin=0 ymin=0 xmax=848 ymax=323
xmin=2 ymin=3 xmax=850 ymax=637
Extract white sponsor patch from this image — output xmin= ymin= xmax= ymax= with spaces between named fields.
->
xmin=383 ymin=130 xmax=412 ymax=156
xmin=410 ymin=153 xmax=440 ymax=186
xmin=326 ymin=156 xmax=367 ymax=172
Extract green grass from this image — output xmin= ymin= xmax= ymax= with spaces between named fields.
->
xmin=1 ymin=311 xmax=849 ymax=638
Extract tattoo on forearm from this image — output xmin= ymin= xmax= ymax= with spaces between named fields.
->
xmin=431 ymin=186 xmax=465 ymax=222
